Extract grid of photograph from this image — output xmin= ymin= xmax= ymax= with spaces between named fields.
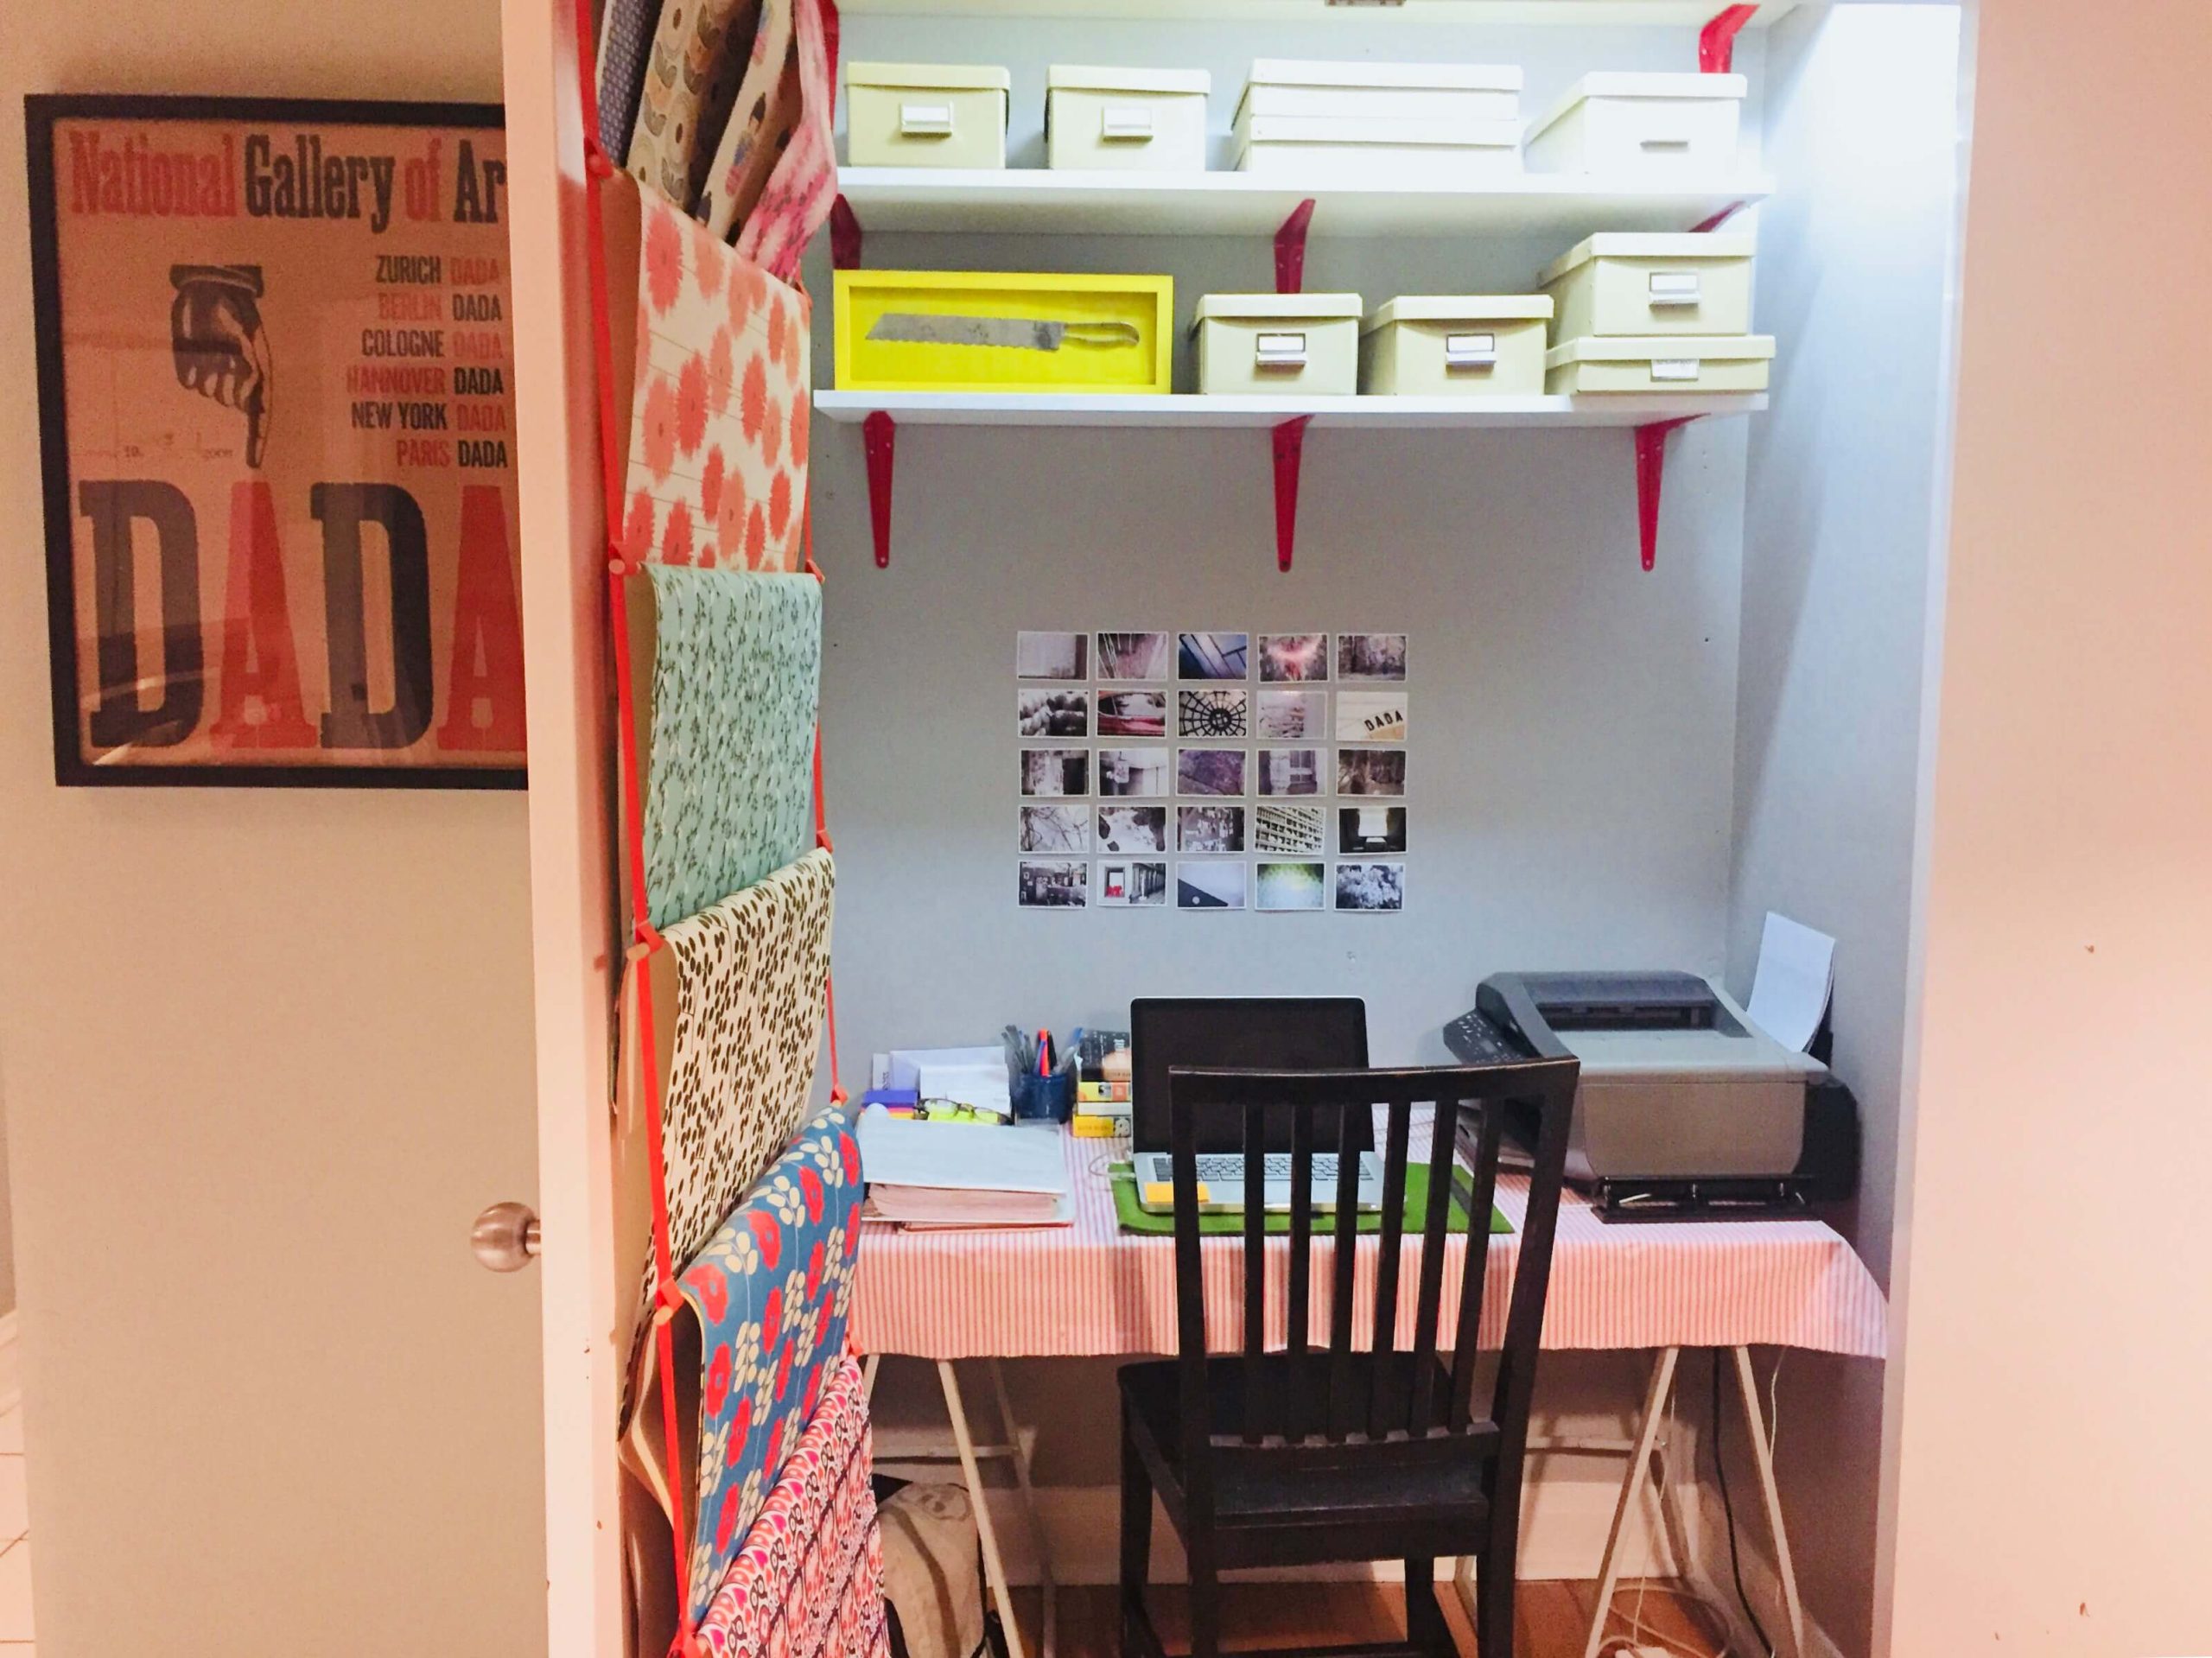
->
xmin=1015 ymin=630 xmax=1409 ymax=912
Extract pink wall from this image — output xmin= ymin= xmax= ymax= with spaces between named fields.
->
xmin=1885 ymin=2 xmax=2212 ymax=1651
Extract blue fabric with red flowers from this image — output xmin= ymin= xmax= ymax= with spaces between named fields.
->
xmin=677 ymin=1103 xmax=864 ymax=1623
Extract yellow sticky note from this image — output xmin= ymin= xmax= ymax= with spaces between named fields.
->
xmin=1142 ymin=1181 xmax=1207 ymax=1205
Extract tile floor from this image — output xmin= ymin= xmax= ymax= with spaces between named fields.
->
xmin=0 ymin=1402 xmax=29 ymax=1648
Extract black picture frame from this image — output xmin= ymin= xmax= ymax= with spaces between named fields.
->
xmin=26 ymin=92 xmax=524 ymax=790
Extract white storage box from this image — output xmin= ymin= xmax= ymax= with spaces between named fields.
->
xmin=1541 ymin=233 xmax=1755 ymax=338
xmin=1234 ymin=111 xmax=1522 ymax=183
xmin=1193 ymin=293 xmax=1363 ymax=396
xmin=1046 ymin=66 xmax=1211 ymax=172
xmin=1360 ymin=296 xmax=1553 ymax=397
xmin=1235 ymin=60 xmax=1522 ymax=124
xmin=1524 ymin=73 xmax=1747 ymax=176
xmin=845 ymin=62 xmax=1011 ymax=170
xmin=1546 ymin=334 xmax=1774 ymax=395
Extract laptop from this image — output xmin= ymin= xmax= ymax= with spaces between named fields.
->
xmin=1128 ymin=996 xmax=1384 ymax=1215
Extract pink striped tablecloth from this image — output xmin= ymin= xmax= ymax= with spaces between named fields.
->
xmin=849 ymin=1128 xmax=1886 ymax=1361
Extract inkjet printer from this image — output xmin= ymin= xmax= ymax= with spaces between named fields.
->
xmin=1446 ymin=971 xmax=1858 ymax=1218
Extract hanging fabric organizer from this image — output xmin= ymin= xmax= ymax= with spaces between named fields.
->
xmin=629 ymin=566 xmax=823 ymax=932
xmin=621 ymin=1111 xmax=867 ymax=1624
xmin=697 ymin=1357 xmax=887 ymax=1658
xmin=569 ymin=0 xmax=868 ymax=1649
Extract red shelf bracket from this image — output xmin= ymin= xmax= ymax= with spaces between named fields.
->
xmin=1274 ymin=199 xmax=1316 ymax=295
xmin=1700 ymin=4 xmax=1758 ymax=73
xmin=830 ymin=194 xmax=863 ymax=270
xmin=1633 ymin=417 xmax=1698 ymax=572
xmin=862 ymin=410 xmax=896 ymax=568
xmin=1263 ymin=201 xmax=1319 ymax=570
xmin=1273 ymin=416 xmax=1312 ymax=573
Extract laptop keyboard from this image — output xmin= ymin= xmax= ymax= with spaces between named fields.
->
xmin=1193 ymin=1152 xmax=1343 ymax=1184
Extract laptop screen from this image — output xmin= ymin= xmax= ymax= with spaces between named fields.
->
xmin=1129 ymin=997 xmax=1370 ymax=1154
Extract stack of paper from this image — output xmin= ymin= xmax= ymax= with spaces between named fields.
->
xmin=855 ymin=1106 xmax=1072 ymax=1229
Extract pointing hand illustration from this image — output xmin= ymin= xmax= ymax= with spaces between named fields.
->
xmin=168 ymin=264 xmax=272 ymax=467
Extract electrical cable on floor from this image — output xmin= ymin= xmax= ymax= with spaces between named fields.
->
xmin=1711 ymin=1354 xmax=1774 ymax=1658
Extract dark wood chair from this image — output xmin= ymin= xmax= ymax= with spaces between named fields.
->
xmin=1117 ymin=1057 xmax=1580 ymax=1658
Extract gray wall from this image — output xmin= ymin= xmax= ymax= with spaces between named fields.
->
xmin=1725 ymin=7 xmax=1964 ymax=1655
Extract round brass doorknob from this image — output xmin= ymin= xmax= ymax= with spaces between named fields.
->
xmin=471 ymin=1201 xmax=542 ymax=1272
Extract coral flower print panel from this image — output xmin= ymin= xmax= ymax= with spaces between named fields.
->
xmin=616 ymin=176 xmax=810 ymax=572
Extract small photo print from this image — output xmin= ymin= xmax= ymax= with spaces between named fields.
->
xmin=1020 ymin=860 xmax=1089 ymax=908
xmin=1178 ymin=804 xmax=1248 ymax=854
xmin=1096 ymin=632 xmax=1172 ymax=681
xmin=1096 ymin=804 xmax=1168 ymax=854
xmin=1097 ymin=746 xmax=1170 ymax=797
xmin=1179 ymin=632 xmax=1249 ymax=680
xmin=1016 ymin=631 xmax=1087 ymax=680
xmin=1338 ymin=746 xmax=1407 ymax=797
xmin=1178 ymin=861 xmax=1248 ymax=910
xmin=1020 ymin=804 xmax=1090 ymax=854
xmin=1255 ymin=804 xmax=1325 ymax=855
xmin=1337 ymin=632 xmax=1408 ymax=682
xmin=1258 ymin=633 xmax=1330 ymax=683
xmin=1020 ymin=748 xmax=1089 ymax=797
xmin=1338 ymin=805 xmax=1408 ymax=854
xmin=1178 ymin=687 xmax=1249 ymax=739
xmin=1177 ymin=748 xmax=1246 ymax=797
xmin=1335 ymin=861 xmax=1405 ymax=913
xmin=1256 ymin=746 xmax=1324 ymax=797
xmin=1018 ymin=688 xmax=1089 ymax=739
xmin=1257 ymin=861 xmax=1327 ymax=912
xmin=1098 ymin=860 xmax=1168 ymax=907
xmin=1337 ymin=690 xmax=1408 ymax=744
xmin=1255 ymin=688 xmax=1327 ymax=741
xmin=1097 ymin=690 xmax=1169 ymax=738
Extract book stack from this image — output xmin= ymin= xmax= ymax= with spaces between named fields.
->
xmin=1071 ymin=1029 xmax=1133 ymax=1139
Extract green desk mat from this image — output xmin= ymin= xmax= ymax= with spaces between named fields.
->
xmin=1109 ymin=1162 xmax=1510 ymax=1236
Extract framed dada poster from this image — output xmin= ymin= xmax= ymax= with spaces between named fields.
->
xmin=27 ymin=95 xmax=524 ymax=787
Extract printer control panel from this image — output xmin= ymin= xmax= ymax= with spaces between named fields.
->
xmin=1445 ymin=1007 xmax=1529 ymax=1067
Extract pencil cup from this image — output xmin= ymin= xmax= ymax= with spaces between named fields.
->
xmin=1013 ymin=1070 xmax=1076 ymax=1123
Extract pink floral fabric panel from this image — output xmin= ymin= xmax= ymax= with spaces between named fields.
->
xmin=734 ymin=0 xmax=837 ymax=284
xmin=696 ymin=1356 xmax=887 ymax=1658
xmin=623 ymin=189 xmax=810 ymax=573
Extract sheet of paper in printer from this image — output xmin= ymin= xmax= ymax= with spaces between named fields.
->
xmin=1749 ymin=912 xmax=1836 ymax=1054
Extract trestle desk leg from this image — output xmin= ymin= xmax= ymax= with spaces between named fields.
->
xmin=1582 ymin=1346 xmax=1681 ymax=1658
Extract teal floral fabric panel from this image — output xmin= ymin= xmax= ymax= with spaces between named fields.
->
xmin=642 ymin=566 xmax=821 ymax=931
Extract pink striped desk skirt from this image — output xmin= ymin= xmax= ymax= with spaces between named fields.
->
xmin=849 ymin=1128 xmax=1887 ymax=1361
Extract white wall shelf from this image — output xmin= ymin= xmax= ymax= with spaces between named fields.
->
xmin=836 ymin=0 xmax=1803 ymax=22
xmin=815 ymin=389 xmax=1766 ymax=428
xmin=836 ymin=168 xmax=1770 ymax=239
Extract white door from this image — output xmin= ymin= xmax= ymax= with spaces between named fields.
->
xmin=497 ymin=0 xmax=629 ymax=1649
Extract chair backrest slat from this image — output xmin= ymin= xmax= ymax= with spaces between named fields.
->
xmin=1164 ymin=1059 xmax=1579 ymax=1516
xmin=1325 ymin=1100 xmax=1363 ymax=1439
xmin=1242 ymin=1100 xmax=1267 ymax=1443
xmin=1408 ymin=1098 xmax=1460 ymax=1435
xmin=1448 ymin=1102 xmax=1504 ymax=1431
xmin=1287 ymin=1105 xmax=1314 ymax=1360
xmin=1367 ymin=1096 xmax=1410 ymax=1439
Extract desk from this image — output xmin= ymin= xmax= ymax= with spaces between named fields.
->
xmin=853 ymin=1127 xmax=1885 ymax=1658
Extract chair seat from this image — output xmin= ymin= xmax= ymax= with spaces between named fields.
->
xmin=1120 ymin=1357 xmax=1495 ymax=1546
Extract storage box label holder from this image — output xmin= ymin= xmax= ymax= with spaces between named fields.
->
xmin=900 ymin=101 xmax=956 ymax=136
xmin=1446 ymin=333 xmax=1499 ymax=369
xmin=1255 ymin=331 xmax=1309 ymax=369
xmin=1101 ymin=105 xmax=1155 ymax=141
xmin=1649 ymin=273 xmax=1702 ymax=306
